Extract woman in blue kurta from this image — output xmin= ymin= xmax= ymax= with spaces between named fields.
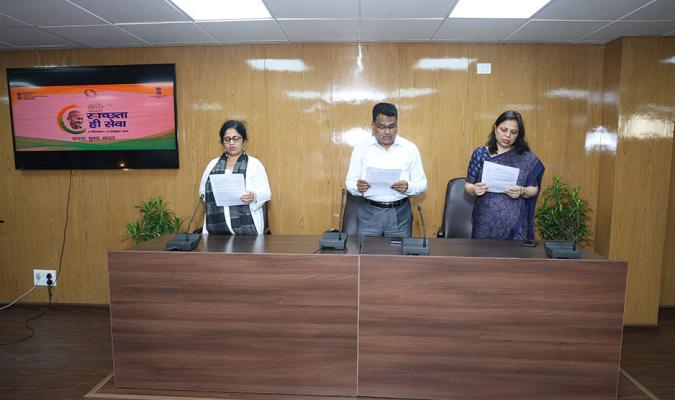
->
xmin=464 ymin=111 xmax=544 ymax=240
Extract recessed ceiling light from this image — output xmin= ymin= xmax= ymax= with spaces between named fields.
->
xmin=171 ymin=0 xmax=271 ymax=21
xmin=449 ymin=0 xmax=551 ymax=19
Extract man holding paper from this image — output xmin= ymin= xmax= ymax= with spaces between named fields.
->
xmin=199 ymin=120 xmax=271 ymax=235
xmin=464 ymin=110 xmax=544 ymax=240
xmin=345 ymin=102 xmax=427 ymax=237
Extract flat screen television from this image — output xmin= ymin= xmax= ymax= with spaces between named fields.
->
xmin=6 ymin=63 xmax=179 ymax=169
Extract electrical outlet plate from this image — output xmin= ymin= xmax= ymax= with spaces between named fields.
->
xmin=33 ymin=269 xmax=57 ymax=287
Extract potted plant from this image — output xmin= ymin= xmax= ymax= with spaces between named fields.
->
xmin=534 ymin=176 xmax=592 ymax=259
xmin=125 ymin=196 xmax=182 ymax=245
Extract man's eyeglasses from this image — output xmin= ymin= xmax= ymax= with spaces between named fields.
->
xmin=223 ymin=136 xmax=243 ymax=143
xmin=374 ymin=123 xmax=397 ymax=131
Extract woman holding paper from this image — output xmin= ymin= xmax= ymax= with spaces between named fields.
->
xmin=199 ymin=120 xmax=271 ymax=235
xmin=464 ymin=110 xmax=544 ymax=240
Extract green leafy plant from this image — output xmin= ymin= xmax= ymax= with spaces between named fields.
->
xmin=124 ymin=196 xmax=182 ymax=244
xmin=535 ymin=176 xmax=593 ymax=247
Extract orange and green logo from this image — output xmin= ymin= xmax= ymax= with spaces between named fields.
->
xmin=57 ymin=104 xmax=86 ymax=135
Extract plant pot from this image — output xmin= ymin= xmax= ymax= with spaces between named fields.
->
xmin=544 ymin=240 xmax=581 ymax=259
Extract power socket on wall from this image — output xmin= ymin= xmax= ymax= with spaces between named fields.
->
xmin=33 ymin=269 xmax=57 ymax=287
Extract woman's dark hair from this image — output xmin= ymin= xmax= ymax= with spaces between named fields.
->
xmin=486 ymin=110 xmax=530 ymax=154
xmin=219 ymin=120 xmax=248 ymax=144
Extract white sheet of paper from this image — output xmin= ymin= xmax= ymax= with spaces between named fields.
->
xmin=365 ymin=167 xmax=401 ymax=197
xmin=209 ymin=174 xmax=246 ymax=206
xmin=482 ymin=161 xmax=520 ymax=193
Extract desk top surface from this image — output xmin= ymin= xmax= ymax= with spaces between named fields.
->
xmin=123 ymin=234 xmax=606 ymax=260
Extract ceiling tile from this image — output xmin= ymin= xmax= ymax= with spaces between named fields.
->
xmin=361 ymin=0 xmax=459 ymax=18
xmin=44 ymin=25 xmax=147 ymax=46
xmin=508 ymin=20 xmax=610 ymax=42
xmin=0 ymin=0 xmax=672 ymax=48
xmin=278 ymin=19 xmax=358 ymax=41
xmin=265 ymin=0 xmax=359 ymax=18
xmin=0 ymin=13 xmax=29 ymax=27
xmin=119 ymin=22 xmax=216 ymax=44
xmin=623 ymin=0 xmax=675 ymax=21
xmin=532 ymin=0 xmax=653 ymax=20
xmin=434 ymin=18 xmax=525 ymax=42
xmin=197 ymin=20 xmax=287 ymax=43
xmin=0 ymin=0 xmax=107 ymax=26
xmin=70 ymin=0 xmax=191 ymax=23
xmin=0 ymin=27 xmax=79 ymax=47
xmin=360 ymin=19 xmax=443 ymax=41
xmin=583 ymin=20 xmax=675 ymax=41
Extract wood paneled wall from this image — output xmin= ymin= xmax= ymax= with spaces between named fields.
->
xmin=0 ymin=40 xmax=673 ymax=324
xmin=596 ymin=39 xmax=621 ymax=258
xmin=602 ymin=38 xmax=675 ymax=323
xmin=663 ymin=132 xmax=675 ymax=306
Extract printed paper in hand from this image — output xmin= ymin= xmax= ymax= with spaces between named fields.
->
xmin=209 ymin=174 xmax=246 ymax=206
xmin=482 ymin=161 xmax=520 ymax=193
xmin=365 ymin=167 xmax=401 ymax=197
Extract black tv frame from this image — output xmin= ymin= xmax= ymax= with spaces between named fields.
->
xmin=6 ymin=63 xmax=179 ymax=170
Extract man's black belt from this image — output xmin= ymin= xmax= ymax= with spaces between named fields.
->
xmin=364 ymin=197 xmax=409 ymax=208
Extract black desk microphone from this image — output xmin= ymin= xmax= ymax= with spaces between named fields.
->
xmin=165 ymin=194 xmax=204 ymax=251
xmin=319 ymin=188 xmax=349 ymax=250
xmin=402 ymin=204 xmax=430 ymax=256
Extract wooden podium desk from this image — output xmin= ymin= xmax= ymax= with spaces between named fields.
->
xmin=107 ymin=235 xmax=626 ymax=400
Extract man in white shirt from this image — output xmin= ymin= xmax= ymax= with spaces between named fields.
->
xmin=345 ymin=102 xmax=427 ymax=237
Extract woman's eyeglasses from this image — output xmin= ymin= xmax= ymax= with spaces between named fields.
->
xmin=223 ymin=136 xmax=243 ymax=143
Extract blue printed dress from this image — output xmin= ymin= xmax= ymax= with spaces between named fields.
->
xmin=466 ymin=146 xmax=544 ymax=240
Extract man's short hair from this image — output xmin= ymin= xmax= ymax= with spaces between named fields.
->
xmin=372 ymin=102 xmax=397 ymax=122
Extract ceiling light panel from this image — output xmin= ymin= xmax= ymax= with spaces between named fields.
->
xmin=171 ymin=0 xmax=271 ymax=21
xmin=449 ymin=0 xmax=552 ymax=18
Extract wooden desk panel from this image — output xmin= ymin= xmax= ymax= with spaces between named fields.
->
xmin=108 ymin=250 xmax=358 ymax=395
xmin=358 ymin=255 xmax=627 ymax=400
xmin=109 ymin=236 xmax=626 ymax=399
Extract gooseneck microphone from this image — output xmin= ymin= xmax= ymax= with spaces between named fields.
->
xmin=337 ymin=188 xmax=346 ymax=240
xmin=185 ymin=194 xmax=205 ymax=235
xmin=319 ymin=188 xmax=349 ymax=250
xmin=402 ymin=203 xmax=430 ymax=256
xmin=417 ymin=204 xmax=428 ymax=249
xmin=165 ymin=194 xmax=205 ymax=251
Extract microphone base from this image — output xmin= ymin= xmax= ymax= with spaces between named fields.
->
xmin=319 ymin=232 xmax=348 ymax=250
xmin=544 ymin=240 xmax=581 ymax=259
xmin=165 ymin=233 xmax=201 ymax=251
xmin=402 ymin=237 xmax=430 ymax=256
